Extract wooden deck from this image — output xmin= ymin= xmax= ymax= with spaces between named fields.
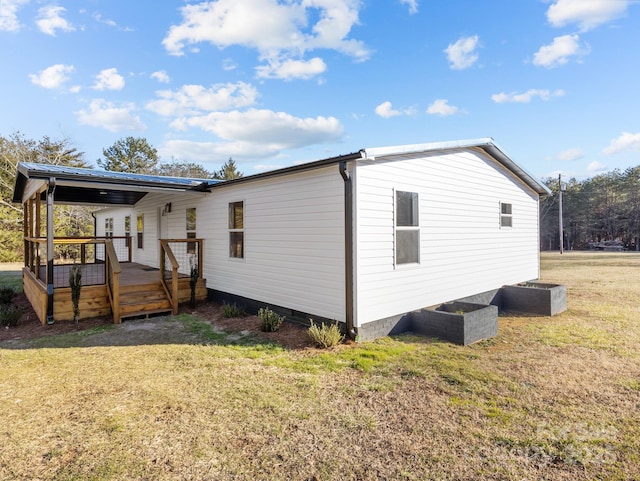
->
xmin=23 ymin=262 xmax=207 ymax=325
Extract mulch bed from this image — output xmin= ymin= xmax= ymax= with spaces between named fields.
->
xmin=1 ymin=292 xmax=313 ymax=350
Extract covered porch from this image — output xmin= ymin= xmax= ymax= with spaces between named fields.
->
xmin=13 ymin=163 xmax=213 ymax=325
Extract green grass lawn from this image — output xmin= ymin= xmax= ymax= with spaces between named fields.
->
xmin=1 ymin=253 xmax=639 ymax=480
xmin=0 ymin=265 xmax=23 ymax=292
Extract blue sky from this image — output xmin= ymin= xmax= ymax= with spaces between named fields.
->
xmin=1 ymin=0 xmax=639 ymax=180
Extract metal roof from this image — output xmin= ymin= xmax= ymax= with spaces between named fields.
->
xmin=12 ymin=138 xmax=550 ymax=205
xmin=13 ymin=163 xmax=218 ymax=205
xmin=208 ymin=139 xmax=549 ymax=196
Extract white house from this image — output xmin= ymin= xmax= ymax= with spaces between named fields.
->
xmin=89 ymin=139 xmax=548 ymax=339
xmin=84 ymin=138 xmax=551 ymax=340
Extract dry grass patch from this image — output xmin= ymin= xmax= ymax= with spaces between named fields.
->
xmin=1 ymin=253 xmax=640 ymax=480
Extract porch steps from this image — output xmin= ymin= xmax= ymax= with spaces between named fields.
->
xmin=118 ymin=281 xmax=173 ymax=319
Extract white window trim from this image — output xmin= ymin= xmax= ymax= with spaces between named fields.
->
xmin=228 ymin=200 xmax=245 ymax=259
xmin=500 ymin=202 xmax=513 ymax=228
xmin=394 ymin=189 xmax=421 ymax=267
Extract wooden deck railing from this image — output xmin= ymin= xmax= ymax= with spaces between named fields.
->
xmin=159 ymin=238 xmax=203 ymax=314
xmin=105 ymin=240 xmax=122 ymax=324
xmin=159 ymin=240 xmax=179 ymax=315
xmin=24 ymin=236 xmax=132 ymax=287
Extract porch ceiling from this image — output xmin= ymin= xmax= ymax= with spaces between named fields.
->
xmin=43 ymin=185 xmax=147 ymax=205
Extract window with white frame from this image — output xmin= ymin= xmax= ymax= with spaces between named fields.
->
xmin=229 ymin=201 xmax=244 ymax=258
xmin=500 ymin=202 xmax=513 ymax=228
xmin=186 ymin=207 xmax=196 ymax=254
xmin=395 ymin=191 xmax=420 ymax=264
xmin=105 ymin=218 xmax=113 ymax=237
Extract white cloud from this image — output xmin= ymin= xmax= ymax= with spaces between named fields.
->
xmin=75 ymin=99 xmax=145 ymax=132
xmin=29 ymin=64 xmax=75 ymax=89
xmin=151 ymin=70 xmax=171 ymax=83
xmin=256 ymin=57 xmax=327 ymax=80
xmin=427 ymin=99 xmax=459 ymax=117
xmin=222 ymin=59 xmax=237 ymax=71
xmin=146 ymin=82 xmax=258 ymax=117
xmin=375 ymin=101 xmax=403 ymax=118
xmin=491 ymin=89 xmax=565 ymax=103
xmin=162 ymin=0 xmax=370 ymax=80
xmin=444 ymin=35 xmax=479 ymax=70
xmin=400 ymin=0 xmax=418 ymax=15
xmin=170 ymin=109 xmax=343 ymax=150
xmin=533 ymin=34 xmax=589 ymax=68
xmin=547 ymin=0 xmax=629 ymax=31
xmin=254 ymin=163 xmax=284 ymax=172
xmin=92 ymin=68 xmax=125 ymax=90
xmin=603 ymin=132 xmax=640 ymax=155
xmin=91 ymin=12 xmax=132 ymax=31
xmin=159 ymin=139 xmax=265 ymax=162
xmin=37 ymin=5 xmax=75 ymax=36
xmin=0 ymin=0 xmax=28 ymax=31
xmin=556 ymin=148 xmax=584 ymax=161
xmin=587 ymin=161 xmax=607 ymax=173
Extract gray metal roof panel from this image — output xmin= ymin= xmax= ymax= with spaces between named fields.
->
xmin=17 ymin=162 xmax=216 ymax=188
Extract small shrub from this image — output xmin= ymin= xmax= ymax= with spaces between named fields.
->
xmin=0 ymin=304 xmax=21 ymax=327
xmin=69 ymin=264 xmax=82 ymax=325
xmin=222 ymin=302 xmax=245 ymax=318
xmin=0 ymin=286 xmax=15 ymax=304
xmin=258 ymin=307 xmax=285 ymax=332
xmin=189 ymin=261 xmax=199 ymax=308
xmin=308 ymin=320 xmax=344 ymax=348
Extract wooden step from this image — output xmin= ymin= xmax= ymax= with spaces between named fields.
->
xmin=118 ymin=284 xmax=172 ymax=316
xmin=120 ymin=308 xmax=173 ymax=321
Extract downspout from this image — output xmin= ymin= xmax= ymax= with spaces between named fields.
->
xmin=339 ymin=161 xmax=356 ymax=340
xmin=46 ymin=178 xmax=56 ymax=325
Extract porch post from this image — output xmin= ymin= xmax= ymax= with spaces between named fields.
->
xmin=35 ymin=194 xmax=41 ymax=272
xmin=23 ymin=202 xmax=29 ymax=268
xmin=46 ymin=178 xmax=56 ymax=325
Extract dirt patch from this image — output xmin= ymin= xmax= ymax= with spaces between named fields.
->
xmin=0 ymin=293 xmax=113 ymax=343
xmin=179 ymin=301 xmax=314 ymax=349
xmin=1 ymin=293 xmax=313 ymax=350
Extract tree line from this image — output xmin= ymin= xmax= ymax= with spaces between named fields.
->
xmin=540 ymin=166 xmax=640 ymax=251
xmin=0 ymin=132 xmax=242 ymax=262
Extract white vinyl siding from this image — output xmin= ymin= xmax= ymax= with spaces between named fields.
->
xmin=116 ymin=192 xmax=209 ymax=267
xmin=354 ymin=149 xmax=540 ymax=326
xmin=94 ymin=207 xmax=134 ymax=262
xmin=199 ymin=167 xmax=346 ymax=322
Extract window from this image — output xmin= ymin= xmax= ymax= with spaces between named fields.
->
xmin=395 ymin=191 xmax=419 ymax=264
xmin=137 ymin=214 xmax=144 ymax=249
xmin=105 ymin=218 xmax=113 ymax=237
xmin=500 ymin=202 xmax=513 ymax=228
xmin=124 ymin=216 xmax=131 ymax=247
xmin=186 ymin=208 xmax=196 ymax=254
xmin=229 ymin=201 xmax=244 ymax=258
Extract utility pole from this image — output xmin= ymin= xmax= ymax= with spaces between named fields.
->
xmin=558 ymin=173 xmax=564 ymax=254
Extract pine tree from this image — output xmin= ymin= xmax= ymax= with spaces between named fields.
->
xmin=213 ymin=158 xmax=243 ymax=180
xmin=97 ymin=137 xmax=158 ymax=174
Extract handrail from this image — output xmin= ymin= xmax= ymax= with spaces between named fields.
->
xmin=105 ymin=240 xmax=122 ymax=324
xmin=159 ymin=240 xmax=179 ymax=315
xmin=25 ymin=236 xmax=132 ymax=265
xmin=25 ymin=236 xmax=130 ymax=244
